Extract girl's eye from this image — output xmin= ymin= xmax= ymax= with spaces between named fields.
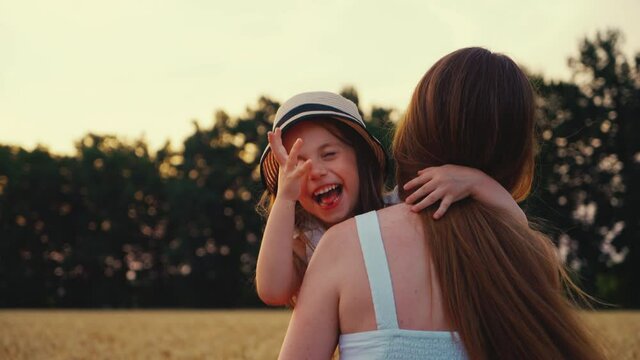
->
xmin=322 ymin=152 xmax=336 ymax=159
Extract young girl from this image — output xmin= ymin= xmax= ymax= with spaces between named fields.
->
xmin=256 ymin=91 xmax=526 ymax=305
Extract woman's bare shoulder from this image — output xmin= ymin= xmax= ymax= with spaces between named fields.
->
xmin=377 ymin=203 xmax=420 ymax=225
xmin=317 ymin=217 xmax=358 ymax=254
xmin=321 ymin=206 xmax=411 ymax=245
xmin=378 ymin=202 xmax=413 ymax=217
xmin=305 ymin=219 xmax=360 ymax=283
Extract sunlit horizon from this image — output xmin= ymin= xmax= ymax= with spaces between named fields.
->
xmin=2 ymin=0 xmax=639 ymax=155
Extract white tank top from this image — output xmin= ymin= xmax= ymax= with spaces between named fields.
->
xmin=338 ymin=211 xmax=468 ymax=359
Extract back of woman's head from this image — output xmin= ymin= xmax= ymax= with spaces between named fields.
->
xmin=395 ymin=47 xmax=534 ymax=201
xmin=393 ymin=48 xmax=603 ymax=360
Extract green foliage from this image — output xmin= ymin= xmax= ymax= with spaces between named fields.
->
xmin=0 ymin=30 xmax=638 ymax=308
xmin=526 ymin=29 xmax=640 ymax=307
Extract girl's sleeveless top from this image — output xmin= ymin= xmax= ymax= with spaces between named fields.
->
xmin=338 ymin=211 xmax=468 ymax=360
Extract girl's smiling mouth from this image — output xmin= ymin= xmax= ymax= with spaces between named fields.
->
xmin=312 ymin=184 xmax=343 ymax=208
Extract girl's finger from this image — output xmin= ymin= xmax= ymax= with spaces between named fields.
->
xmin=417 ymin=167 xmax=434 ymax=175
xmin=403 ymin=172 xmax=434 ymax=191
xmin=292 ymin=159 xmax=312 ymax=178
xmin=433 ymin=195 xmax=453 ymax=219
xmin=411 ymin=188 xmax=444 ymax=212
xmin=405 ymin=180 xmax=437 ymax=204
xmin=270 ymin=132 xmax=289 ymax=166
xmin=285 ymin=138 xmax=304 ymax=171
xmin=269 ymin=129 xmax=289 ymax=166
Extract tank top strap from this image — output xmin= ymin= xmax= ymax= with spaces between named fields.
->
xmin=354 ymin=210 xmax=399 ymax=330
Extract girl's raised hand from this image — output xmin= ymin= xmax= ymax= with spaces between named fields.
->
xmin=403 ymin=164 xmax=486 ymax=219
xmin=268 ymin=127 xmax=312 ymax=202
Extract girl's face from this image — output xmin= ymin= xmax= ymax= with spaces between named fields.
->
xmin=282 ymin=121 xmax=360 ymax=227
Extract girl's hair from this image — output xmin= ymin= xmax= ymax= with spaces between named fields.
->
xmin=257 ymin=117 xmax=385 ymax=276
xmin=393 ymin=47 xmax=604 ymax=360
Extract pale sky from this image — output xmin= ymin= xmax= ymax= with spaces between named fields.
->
xmin=1 ymin=0 xmax=639 ymax=155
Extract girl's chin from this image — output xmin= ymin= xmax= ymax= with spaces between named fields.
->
xmin=303 ymin=194 xmax=355 ymax=226
xmin=315 ymin=208 xmax=352 ymax=227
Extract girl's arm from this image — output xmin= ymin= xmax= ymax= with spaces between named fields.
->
xmin=403 ymin=164 xmax=527 ymax=224
xmin=256 ymin=129 xmax=312 ymax=305
xmin=278 ymin=225 xmax=342 ymax=359
xmin=256 ymin=197 xmax=299 ymax=305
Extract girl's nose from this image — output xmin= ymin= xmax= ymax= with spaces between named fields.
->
xmin=309 ymin=161 xmax=328 ymax=178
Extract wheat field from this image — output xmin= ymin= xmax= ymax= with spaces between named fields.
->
xmin=1 ymin=310 xmax=638 ymax=359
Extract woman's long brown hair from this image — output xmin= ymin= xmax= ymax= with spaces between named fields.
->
xmin=393 ymin=48 xmax=604 ymax=360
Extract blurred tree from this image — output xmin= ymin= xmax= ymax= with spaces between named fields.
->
xmin=0 ymin=29 xmax=638 ymax=308
xmin=72 ymin=134 xmax=167 ymax=307
xmin=0 ymin=146 xmax=66 ymax=306
xmin=528 ymin=29 xmax=639 ymax=306
xmin=161 ymin=97 xmax=277 ymax=307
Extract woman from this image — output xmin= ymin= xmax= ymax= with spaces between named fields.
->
xmin=278 ymin=48 xmax=604 ymax=359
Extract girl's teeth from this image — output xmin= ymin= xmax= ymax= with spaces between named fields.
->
xmin=314 ymin=184 xmax=337 ymax=196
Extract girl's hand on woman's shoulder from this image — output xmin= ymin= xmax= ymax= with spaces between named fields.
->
xmin=404 ymin=164 xmax=527 ymax=224
xmin=403 ymin=164 xmax=488 ymax=219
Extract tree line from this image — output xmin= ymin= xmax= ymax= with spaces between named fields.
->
xmin=0 ymin=30 xmax=638 ymax=308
